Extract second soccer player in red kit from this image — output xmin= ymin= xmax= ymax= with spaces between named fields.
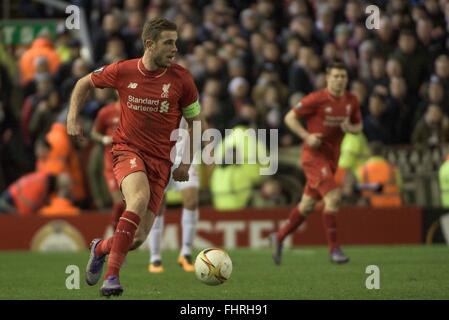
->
xmin=271 ymin=62 xmax=362 ymax=265
xmin=67 ymin=18 xmax=201 ymax=296
xmin=91 ymin=98 xmax=124 ymax=230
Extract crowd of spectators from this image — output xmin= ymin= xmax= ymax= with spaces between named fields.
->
xmin=1 ymin=0 xmax=449 ymax=210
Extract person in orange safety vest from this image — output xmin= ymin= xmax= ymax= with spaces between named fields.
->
xmin=0 ymin=171 xmax=57 ymax=216
xmin=357 ymin=141 xmax=402 ymax=207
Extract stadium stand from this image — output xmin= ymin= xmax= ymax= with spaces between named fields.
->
xmin=1 ymin=0 xmax=449 ymax=213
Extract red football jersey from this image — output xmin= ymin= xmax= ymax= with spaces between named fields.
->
xmin=293 ymin=89 xmax=361 ymax=168
xmin=90 ymin=58 xmax=198 ymax=161
xmin=94 ymin=102 xmax=120 ymax=170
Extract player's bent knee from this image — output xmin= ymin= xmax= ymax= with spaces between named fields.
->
xmin=126 ymin=192 xmax=149 ymax=214
xmin=299 ymin=201 xmax=316 ymax=216
xmin=324 ymin=191 xmax=341 ymax=212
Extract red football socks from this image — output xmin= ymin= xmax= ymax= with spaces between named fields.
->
xmin=104 ymin=211 xmax=141 ymax=278
xmin=111 ymin=201 xmax=125 ymax=231
xmin=322 ymin=212 xmax=338 ymax=253
xmin=276 ymin=206 xmax=306 ymax=243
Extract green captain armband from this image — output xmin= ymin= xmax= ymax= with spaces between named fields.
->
xmin=182 ymin=100 xmax=201 ymax=118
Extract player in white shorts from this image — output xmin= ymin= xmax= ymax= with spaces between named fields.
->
xmin=148 ymin=118 xmax=200 ymax=273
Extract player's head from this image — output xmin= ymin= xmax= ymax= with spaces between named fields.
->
xmin=141 ymin=18 xmax=178 ymax=68
xmin=325 ymin=62 xmax=348 ymax=96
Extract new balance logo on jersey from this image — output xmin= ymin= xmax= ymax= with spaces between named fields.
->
xmin=325 ymin=106 xmax=332 ymax=113
xmin=130 ymin=158 xmax=137 ymax=168
xmin=161 ymin=83 xmax=171 ymax=98
xmin=128 ymin=82 xmax=138 ymax=89
xmin=159 ymin=101 xmax=170 ymax=113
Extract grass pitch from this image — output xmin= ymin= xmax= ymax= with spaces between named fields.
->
xmin=0 ymin=245 xmax=448 ymax=300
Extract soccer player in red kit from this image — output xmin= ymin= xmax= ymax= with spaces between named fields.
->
xmin=270 ymin=62 xmax=362 ymax=265
xmin=91 ymin=99 xmax=124 ymax=230
xmin=67 ymin=18 xmax=201 ymax=296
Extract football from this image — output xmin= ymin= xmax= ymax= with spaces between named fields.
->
xmin=194 ymin=248 xmax=233 ymax=286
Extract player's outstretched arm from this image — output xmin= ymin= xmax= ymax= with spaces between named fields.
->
xmin=67 ymin=74 xmax=95 ymax=139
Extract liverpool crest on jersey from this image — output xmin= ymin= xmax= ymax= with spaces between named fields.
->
xmin=161 ymin=83 xmax=171 ymax=98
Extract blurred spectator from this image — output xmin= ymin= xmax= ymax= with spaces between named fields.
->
xmin=388 ymin=76 xmax=415 ymax=143
xmin=415 ymin=78 xmax=447 ymax=124
xmin=19 ymin=33 xmax=61 ymax=86
xmin=0 ymin=63 xmax=24 ymax=191
xmin=349 ymin=23 xmax=369 ymax=51
xmin=98 ymin=37 xmax=127 ymax=66
xmin=0 ymin=35 xmax=17 ymax=80
xmin=214 ymin=119 xmax=266 ymax=187
xmin=315 ymin=5 xmax=335 ymax=45
xmin=423 ymin=0 xmax=446 ymax=29
xmin=372 ymin=17 xmax=396 ymax=58
xmin=336 ymin=132 xmax=370 ymax=204
xmin=239 ymin=8 xmax=260 ymax=40
xmin=344 ymin=0 xmax=363 ymax=28
xmin=177 ymin=22 xmax=198 ymax=55
xmin=415 ymin=17 xmax=445 ymax=65
xmin=366 ymin=54 xmax=389 ymax=92
xmin=439 ymin=153 xmax=449 ymax=208
xmin=322 ymin=42 xmax=338 ymax=66
xmin=20 ymin=73 xmax=54 ymax=148
xmin=0 ymin=170 xmax=57 ymax=216
xmin=121 ymin=10 xmax=145 ymax=58
xmin=228 ymin=76 xmax=251 ymax=123
xmin=327 ymin=0 xmax=346 ymax=25
xmin=55 ymin=29 xmax=75 ymax=63
xmin=432 ymin=54 xmax=449 ymax=103
xmin=357 ymin=141 xmax=402 ymax=207
xmin=412 ymin=104 xmax=449 ymax=147
xmin=200 ymin=93 xmax=225 ymax=132
xmin=54 ymin=39 xmax=82 ymax=85
xmin=211 ymin=155 xmax=253 ymax=211
xmin=357 ymin=40 xmax=375 ymax=80
xmin=252 ymin=178 xmax=287 ymax=207
xmin=287 ymin=15 xmax=321 ymax=52
xmin=22 ymin=56 xmax=53 ymax=97
xmin=288 ymin=46 xmax=314 ymax=95
xmin=255 ymin=84 xmax=283 ymax=129
xmin=385 ymin=57 xmax=403 ymax=79
xmin=91 ymin=12 xmax=124 ymax=62
xmin=28 ymin=89 xmax=62 ymax=144
xmin=60 ymin=58 xmax=90 ymax=103
xmin=363 ymin=93 xmax=392 ymax=144
xmin=390 ymin=29 xmax=428 ymax=94
xmin=350 ymin=80 xmax=369 ymax=121
xmin=338 ymin=132 xmax=370 ymax=175
xmin=334 ymin=23 xmax=358 ymax=74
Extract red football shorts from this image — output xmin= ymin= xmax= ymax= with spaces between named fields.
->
xmin=302 ymin=160 xmax=338 ymax=200
xmin=112 ymin=143 xmax=171 ymax=214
